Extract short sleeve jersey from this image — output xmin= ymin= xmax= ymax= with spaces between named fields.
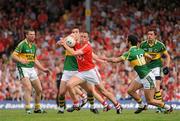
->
xmin=121 ymin=46 xmax=150 ymax=79
xmin=75 ymin=43 xmax=95 ymax=72
xmin=14 ymin=39 xmax=36 ymax=68
xmin=140 ymin=40 xmax=167 ymax=68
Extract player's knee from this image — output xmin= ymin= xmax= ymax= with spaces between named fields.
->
xmin=66 ymin=83 xmax=73 ymax=90
xmin=24 ymin=86 xmax=32 ymax=93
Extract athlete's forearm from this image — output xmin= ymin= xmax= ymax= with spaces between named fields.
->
xmin=35 ymin=59 xmax=46 ymax=71
xmin=164 ymin=52 xmax=171 ymax=67
xmin=106 ymin=57 xmax=122 ymax=63
xmin=63 ymin=43 xmax=83 ymax=56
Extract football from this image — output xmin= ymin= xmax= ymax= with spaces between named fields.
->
xmin=66 ymin=36 xmax=76 ymax=47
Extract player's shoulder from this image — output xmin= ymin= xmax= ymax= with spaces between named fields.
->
xmin=156 ymin=40 xmax=166 ymax=48
xmin=140 ymin=40 xmax=147 ymax=46
xmin=17 ymin=39 xmax=26 ymax=47
xmin=156 ymin=40 xmax=165 ymax=45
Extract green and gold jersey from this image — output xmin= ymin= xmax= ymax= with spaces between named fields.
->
xmin=63 ymin=50 xmax=78 ymax=71
xmin=14 ymin=39 xmax=36 ymax=68
xmin=140 ymin=40 xmax=167 ymax=69
xmin=121 ymin=46 xmax=150 ymax=79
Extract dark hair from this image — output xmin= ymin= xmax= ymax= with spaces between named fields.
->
xmin=24 ymin=28 xmax=35 ymax=35
xmin=128 ymin=35 xmax=139 ymax=46
xmin=148 ymin=27 xmax=157 ymax=35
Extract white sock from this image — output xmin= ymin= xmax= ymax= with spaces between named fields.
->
xmin=58 ymin=106 xmax=64 ymax=111
xmin=138 ymin=102 xmax=145 ymax=108
xmin=163 ymin=104 xmax=170 ymax=110
xmin=90 ymin=104 xmax=95 ymax=109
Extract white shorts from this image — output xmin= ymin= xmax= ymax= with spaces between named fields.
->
xmin=61 ymin=70 xmax=78 ymax=82
xmin=135 ymin=71 xmax=156 ymax=89
xmin=16 ymin=67 xmax=38 ymax=81
xmin=75 ymin=68 xmax=101 ymax=85
xmin=151 ymin=67 xmax=161 ymax=77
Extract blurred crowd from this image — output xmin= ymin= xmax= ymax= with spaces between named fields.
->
xmin=0 ymin=0 xmax=179 ymax=102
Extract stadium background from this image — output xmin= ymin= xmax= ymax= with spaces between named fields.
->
xmin=0 ymin=0 xmax=179 ymax=109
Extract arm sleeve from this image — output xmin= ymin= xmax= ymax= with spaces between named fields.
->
xmin=121 ymin=52 xmax=129 ymax=60
xmin=14 ymin=43 xmax=23 ymax=53
xmin=160 ymin=43 xmax=167 ymax=53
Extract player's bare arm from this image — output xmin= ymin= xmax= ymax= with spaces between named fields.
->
xmin=11 ymin=51 xmax=29 ymax=64
xmin=60 ymin=39 xmax=87 ymax=56
xmin=163 ymin=51 xmax=171 ymax=67
xmin=92 ymin=52 xmax=107 ymax=63
xmin=102 ymin=56 xmax=123 ymax=63
xmin=34 ymin=58 xmax=50 ymax=74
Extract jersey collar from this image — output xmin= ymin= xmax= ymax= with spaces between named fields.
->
xmin=25 ymin=39 xmax=32 ymax=48
xmin=130 ymin=46 xmax=137 ymax=49
xmin=147 ymin=39 xmax=157 ymax=47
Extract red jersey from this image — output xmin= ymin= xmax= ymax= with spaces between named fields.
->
xmin=75 ymin=42 xmax=95 ymax=71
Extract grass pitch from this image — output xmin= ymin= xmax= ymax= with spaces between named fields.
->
xmin=0 ymin=109 xmax=179 ymax=121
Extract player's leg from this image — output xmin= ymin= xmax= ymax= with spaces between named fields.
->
xmin=144 ymin=89 xmax=172 ymax=113
xmin=95 ymin=83 xmax=122 ymax=114
xmin=29 ymin=67 xmax=46 ymax=113
xmin=66 ymin=76 xmax=85 ymax=111
xmin=80 ymin=82 xmax=110 ymax=113
xmin=31 ymin=78 xmax=46 ymax=113
xmin=74 ymin=86 xmax=88 ymax=107
xmin=127 ymin=79 xmax=147 ymax=114
xmin=78 ymin=83 xmax=99 ymax=114
xmin=84 ymin=68 xmax=111 ymax=112
xmin=57 ymin=80 xmax=67 ymax=113
xmin=144 ymin=72 xmax=173 ymax=113
xmin=87 ymin=93 xmax=99 ymax=114
xmin=152 ymin=67 xmax=164 ymax=113
xmin=21 ymin=77 xmax=32 ymax=113
xmin=17 ymin=67 xmax=32 ymax=114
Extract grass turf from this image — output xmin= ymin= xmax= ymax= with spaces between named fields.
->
xmin=0 ymin=109 xmax=179 ymax=121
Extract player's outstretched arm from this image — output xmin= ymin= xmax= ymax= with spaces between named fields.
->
xmin=92 ymin=52 xmax=107 ymax=63
xmin=102 ymin=56 xmax=123 ymax=63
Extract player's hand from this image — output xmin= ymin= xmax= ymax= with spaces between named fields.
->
xmin=56 ymin=40 xmax=62 ymax=47
xmin=163 ymin=67 xmax=169 ymax=75
xmin=43 ymin=68 xmax=51 ymax=75
xmin=100 ymin=56 xmax=108 ymax=61
xmin=20 ymin=59 xmax=29 ymax=64
xmin=60 ymin=38 xmax=66 ymax=46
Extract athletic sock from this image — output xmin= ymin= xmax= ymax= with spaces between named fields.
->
xmin=25 ymin=104 xmax=31 ymax=111
xmin=137 ymin=98 xmax=145 ymax=108
xmin=73 ymin=100 xmax=79 ymax=107
xmin=87 ymin=93 xmax=95 ymax=109
xmin=114 ymin=102 xmax=121 ymax=110
xmin=59 ymin=96 xmax=65 ymax=110
xmin=154 ymin=91 xmax=162 ymax=100
xmin=35 ymin=103 xmax=41 ymax=110
xmin=162 ymin=103 xmax=170 ymax=110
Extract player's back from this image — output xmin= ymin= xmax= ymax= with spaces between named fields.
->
xmin=126 ymin=46 xmax=151 ymax=79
